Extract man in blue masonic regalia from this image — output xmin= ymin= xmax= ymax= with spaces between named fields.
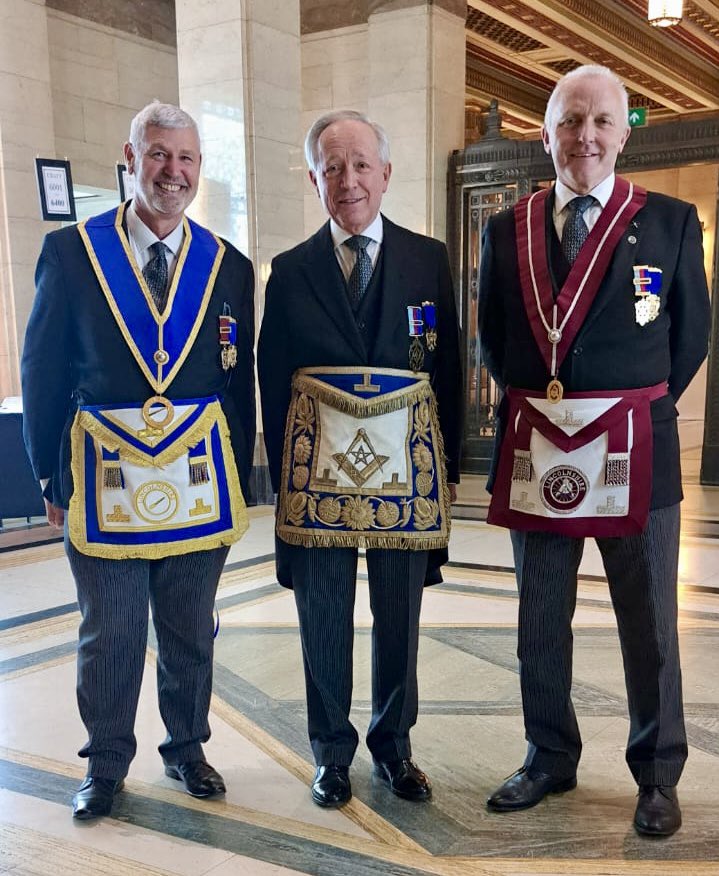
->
xmin=21 ymin=102 xmax=255 ymax=820
xmin=258 ymin=110 xmax=463 ymax=809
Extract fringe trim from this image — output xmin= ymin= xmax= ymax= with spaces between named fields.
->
xmin=605 ymin=453 xmax=630 ymax=487
xmin=77 ymin=404 xmax=220 ymax=468
xmin=189 ymin=459 xmax=210 ymax=485
xmin=293 ymin=372 xmax=431 ymax=418
xmin=103 ymin=463 xmax=125 ymax=489
xmin=68 ymin=406 xmax=250 ymax=560
xmin=276 ymin=385 xmax=452 ymax=545
xmin=276 ymin=528 xmax=449 ymax=551
xmin=512 ymin=450 xmax=533 ymax=483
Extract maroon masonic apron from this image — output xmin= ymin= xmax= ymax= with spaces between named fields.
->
xmin=487 ymin=177 xmax=668 ymax=538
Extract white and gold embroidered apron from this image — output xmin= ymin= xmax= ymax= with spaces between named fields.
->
xmin=276 ymin=367 xmax=450 ymax=549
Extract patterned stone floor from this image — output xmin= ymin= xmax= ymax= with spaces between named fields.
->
xmin=1 ymin=448 xmax=718 ymax=875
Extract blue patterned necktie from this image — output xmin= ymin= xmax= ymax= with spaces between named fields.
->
xmin=344 ymin=235 xmax=373 ymax=307
xmin=561 ymin=195 xmax=597 ymax=264
xmin=143 ymin=241 xmax=169 ymax=312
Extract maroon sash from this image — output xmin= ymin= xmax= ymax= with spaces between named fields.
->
xmin=514 ymin=177 xmax=647 ymax=376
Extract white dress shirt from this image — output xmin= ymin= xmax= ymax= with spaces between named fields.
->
xmin=126 ymin=201 xmax=184 ymax=285
xmin=552 ymin=174 xmax=616 ymax=239
xmin=330 ymin=213 xmax=384 ymax=283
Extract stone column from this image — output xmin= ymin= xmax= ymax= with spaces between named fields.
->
xmin=175 ymin=0 xmax=304 ymax=284
xmin=367 ymin=0 xmax=465 ymax=240
xmin=0 ymin=0 xmax=57 ymax=397
xmin=175 ymin=0 xmax=304 ymax=500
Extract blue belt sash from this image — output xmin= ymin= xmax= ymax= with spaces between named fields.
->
xmin=277 ymin=367 xmax=450 ymax=549
xmin=68 ymin=395 xmax=248 ymax=559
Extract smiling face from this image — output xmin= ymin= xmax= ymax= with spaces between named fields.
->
xmin=541 ymin=73 xmax=631 ymax=195
xmin=309 ymin=119 xmax=391 ymax=234
xmin=124 ymin=124 xmax=201 ymax=236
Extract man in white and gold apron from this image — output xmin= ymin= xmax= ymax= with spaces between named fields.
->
xmin=479 ymin=66 xmax=710 ymax=836
xmin=258 ymin=110 xmax=463 ymax=808
xmin=22 ymin=103 xmax=255 ymax=819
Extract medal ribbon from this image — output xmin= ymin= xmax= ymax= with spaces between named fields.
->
xmin=514 ymin=177 xmax=647 ymax=377
xmin=79 ymin=204 xmax=225 ymax=394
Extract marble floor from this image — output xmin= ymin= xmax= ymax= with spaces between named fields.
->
xmin=1 ymin=447 xmax=718 ymax=875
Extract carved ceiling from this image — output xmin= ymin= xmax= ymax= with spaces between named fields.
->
xmin=464 ymin=0 xmax=719 ymax=139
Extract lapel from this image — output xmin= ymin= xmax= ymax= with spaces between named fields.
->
xmin=372 ymin=216 xmax=409 ymax=359
xmin=576 ymin=208 xmax=644 ymax=341
xmin=300 ymin=222 xmax=365 ymax=359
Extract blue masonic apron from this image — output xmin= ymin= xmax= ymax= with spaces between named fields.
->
xmin=68 ymin=203 xmax=248 ymax=559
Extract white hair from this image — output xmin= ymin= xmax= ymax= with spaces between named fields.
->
xmin=544 ymin=65 xmax=629 ymax=130
xmin=129 ymin=101 xmax=199 ymax=152
xmin=304 ymin=109 xmax=390 ymax=172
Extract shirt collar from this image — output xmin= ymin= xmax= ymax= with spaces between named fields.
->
xmin=330 ymin=213 xmax=384 ymax=250
xmin=554 ymin=173 xmax=615 ymax=214
xmin=126 ymin=201 xmax=185 ymax=256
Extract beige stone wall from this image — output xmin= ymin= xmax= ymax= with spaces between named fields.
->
xmin=47 ymin=8 xmax=179 ymax=190
xmin=301 ymin=24 xmax=369 ymax=234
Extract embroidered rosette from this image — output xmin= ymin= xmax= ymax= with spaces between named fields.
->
xmin=276 ymin=367 xmax=450 ymax=549
xmin=68 ymin=395 xmax=248 ymax=559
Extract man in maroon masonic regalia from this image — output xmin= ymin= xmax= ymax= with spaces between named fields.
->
xmin=478 ymin=65 xmax=710 ymax=836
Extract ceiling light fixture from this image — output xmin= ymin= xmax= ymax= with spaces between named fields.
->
xmin=647 ymin=0 xmax=683 ymax=26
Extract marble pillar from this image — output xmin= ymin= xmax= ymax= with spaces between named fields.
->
xmin=367 ymin=0 xmax=465 ymax=239
xmin=0 ymin=0 xmax=58 ymax=398
xmin=175 ymin=0 xmax=304 ymax=287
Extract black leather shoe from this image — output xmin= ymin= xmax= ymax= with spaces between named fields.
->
xmin=164 ymin=761 xmax=226 ymax=798
xmin=373 ymin=759 xmax=432 ymax=801
xmin=72 ymin=776 xmax=124 ymax=820
xmin=634 ymin=785 xmax=681 ymax=837
xmin=487 ymin=767 xmax=576 ymax=811
xmin=311 ymin=765 xmax=351 ymax=808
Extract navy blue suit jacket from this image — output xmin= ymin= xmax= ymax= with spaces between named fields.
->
xmin=21 ymin=210 xmax=256 ymax=508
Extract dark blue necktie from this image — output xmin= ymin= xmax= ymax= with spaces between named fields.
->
xmin=561 ymin=195 xmax=597 ymax=264
xmin=143 ymin=241 xmax=169 ymax=312
xmin=344 ymin=235 xmax=373 ymax=307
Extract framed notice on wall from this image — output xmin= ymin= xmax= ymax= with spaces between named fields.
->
xmin=116 ymin=163 xmax=135 ymax=202
xmin=34 ymin=158 xmax=76 ymax=222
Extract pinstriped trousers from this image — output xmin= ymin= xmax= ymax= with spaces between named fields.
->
xmin=289 ymin=545 xmax=428 ymax=766
xmin=65 ymin=533 xmax=229 ymax=780
xmin=510 ymin=504 xmax=687 ymax=786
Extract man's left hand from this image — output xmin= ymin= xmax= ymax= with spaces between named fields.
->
xmin=448 ymin=483 xmax=457 ymax=504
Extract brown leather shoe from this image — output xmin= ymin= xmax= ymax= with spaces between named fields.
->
xmin=165 ymin=761 xmax=226 ymax=798
xmin=72 ymin=776 xmax=124 ymax=820
xmin=487 ymin=766 xmax=576 ymax=811
xmin=311 ymin=765 xmax=351 ymax=808
xmin=373 ymin=759 xmax=432 ymax=801
xmin=634 ymin=785 xmax=681 ymax=837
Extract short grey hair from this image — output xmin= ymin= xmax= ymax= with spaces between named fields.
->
xmin=544 ymin=65 xmax=629 ymax=130
xmin=304 ymin=110 xmax=390 ymax=172
xmin=129 ymin=101 xmax=199 ymax=152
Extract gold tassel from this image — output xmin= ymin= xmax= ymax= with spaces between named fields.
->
xmin=189 ymin=459 xmax=210 ymax=485
xmin=103 ymin=463 xmax=124 ymax=489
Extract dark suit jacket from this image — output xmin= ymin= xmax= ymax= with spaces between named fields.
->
xmin=21 ymin=212 xmax=256 ymax=508
xmin=478 ymin=186 xmax=711 ymax=509
xmin=257 ymin=216 xmax=463 ymax=583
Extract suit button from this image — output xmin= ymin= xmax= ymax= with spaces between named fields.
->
xmin=358 ymin=321 xmax=366 ymax=330
xmin=573 ymin=346 xmax=583 ymax=355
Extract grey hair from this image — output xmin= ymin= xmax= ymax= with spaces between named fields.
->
xmin=304 ymin=110 xmax=390 ymax=172
xmin=544 ymin=65 xmax=629 ymax=130
xmin=129 ymin=101 xmax=199 ymax=151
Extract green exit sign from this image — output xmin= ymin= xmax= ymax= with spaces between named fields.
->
xmin=629 ymin=108 xmax=647 ymax=127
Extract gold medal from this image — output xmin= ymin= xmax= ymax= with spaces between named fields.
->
xmin=546 ymin=378 xmax=563 ymax=404
xmin=141 ymin=395 xmax=174 ymax=429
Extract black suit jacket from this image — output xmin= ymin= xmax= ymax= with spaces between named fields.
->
xmin=21 ymin=213 xmax=256 ymax=508
xmin=478 ymin=185 xmax=711 ymax=508
xmin=258 ymin=216 xmax=463 ymax=582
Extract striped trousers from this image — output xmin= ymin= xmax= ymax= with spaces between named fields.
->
xmin=66 ymin=534 xmax=229 ymax=780
xmin=510 ymin=504 xmax=687 ymax=786
xmin=289 ymin=545 xmax=428 ymax=766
